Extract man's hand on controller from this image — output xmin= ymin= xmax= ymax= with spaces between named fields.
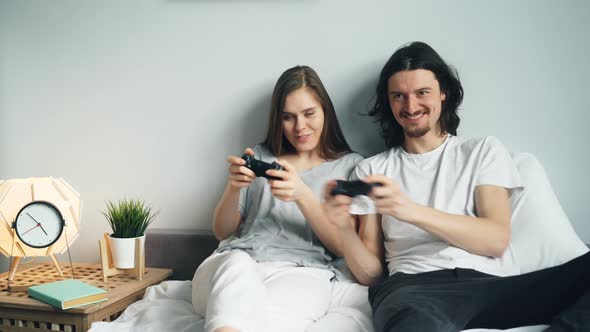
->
xmin=266 ymin=160 xmax=310 ymax=202
xmin=365 ymin=175 xmax=419 ymax=223
xmin=227 ymin=147 xmax=256 ymax=188
xmin=322 ymin=180 xmax=357 ymax=231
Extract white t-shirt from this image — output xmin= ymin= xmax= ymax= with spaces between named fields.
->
xmin=350 ymin=135 xmax=523 ymax=277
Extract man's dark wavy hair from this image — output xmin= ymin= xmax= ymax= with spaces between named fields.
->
xmin=368 ymin=41 xmax=464 ymax=148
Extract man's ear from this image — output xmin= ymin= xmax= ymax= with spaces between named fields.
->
xmin=441 ymin=92 xmax=446 ymax=102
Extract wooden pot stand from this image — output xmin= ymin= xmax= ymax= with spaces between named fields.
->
xmin=98 ymin=233 xmax=145 ymax=283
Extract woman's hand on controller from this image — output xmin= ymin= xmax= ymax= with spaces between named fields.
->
xmin=227 ymin=147 xmax=256 ymax=188
xmin=266 ymin=160 xmax=310 ymax=202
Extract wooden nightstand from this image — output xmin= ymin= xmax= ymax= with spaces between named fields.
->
xmin=0 ymin=263 xmax=172 ymax=332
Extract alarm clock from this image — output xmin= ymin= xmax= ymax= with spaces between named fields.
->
xmin=12 ymin=201 xmax=65 ymax=249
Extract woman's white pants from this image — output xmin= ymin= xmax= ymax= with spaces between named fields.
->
xmin=192 ymin=251 xmax=373 ymax=332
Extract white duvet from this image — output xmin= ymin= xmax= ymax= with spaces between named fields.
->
xmin=89 ymin=280 xmax=546 ymax=332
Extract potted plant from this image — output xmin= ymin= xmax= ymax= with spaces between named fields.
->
xmin=101 ymin=198 xmax=159 ymax=269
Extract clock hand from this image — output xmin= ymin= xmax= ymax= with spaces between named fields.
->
xmin=26 ymin=212 xmax=41 ymax=225
xmin=38 ymin=223 xmax=49 ymax=235
xmin=26 ymin=212 xmax=49 ymax=235
xmin=21 ymin=224 xmax=40 ymax=236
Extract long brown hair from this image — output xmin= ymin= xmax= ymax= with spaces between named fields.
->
xmin=262 ymin=65 xmax=351 ymax=159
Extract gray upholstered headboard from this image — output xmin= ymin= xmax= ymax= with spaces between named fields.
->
xmin=145 ymin=228 xmax=590 ymax=282
xmin=145 ymin=228 xmax=219 ymax=280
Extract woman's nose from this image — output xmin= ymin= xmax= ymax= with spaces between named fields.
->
xmin=295 ymin=117 xmax=306 ymax=131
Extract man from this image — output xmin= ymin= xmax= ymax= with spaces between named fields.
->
xmin=323 ymin=41 xmax=590 ymax=331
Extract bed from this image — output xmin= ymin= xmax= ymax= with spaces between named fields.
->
xmin=89 ymin=153 xmax=589 ymax=332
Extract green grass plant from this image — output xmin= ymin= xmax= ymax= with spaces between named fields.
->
xmin=102 ymin=198 xmax=159 ymax=238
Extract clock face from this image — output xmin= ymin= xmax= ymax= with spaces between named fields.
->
xmin=14 ymin=201 xmax=65 ymax=248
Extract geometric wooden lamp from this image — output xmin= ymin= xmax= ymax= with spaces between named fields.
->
xmin=0 ymin=177 xmax=81 ymax=280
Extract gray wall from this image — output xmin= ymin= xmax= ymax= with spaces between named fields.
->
xmin=1 ymin=0 xmax=589 ymax=266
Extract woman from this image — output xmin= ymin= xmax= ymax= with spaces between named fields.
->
xmin=192 ymin=66 xmax=373 ymax=332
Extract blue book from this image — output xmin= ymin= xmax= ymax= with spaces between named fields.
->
xmin=28 ymin=279 xmax=108 ymax=310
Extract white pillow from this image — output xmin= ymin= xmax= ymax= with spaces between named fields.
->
xmin=509 ymin=152 xmax=588 ymax=274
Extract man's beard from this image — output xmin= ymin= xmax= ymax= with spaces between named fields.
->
xmin=405 ymin=125 xmax=431 ymax=138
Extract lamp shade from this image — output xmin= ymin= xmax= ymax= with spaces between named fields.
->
xmin=0 ymin=177 xmax=81 ymax=257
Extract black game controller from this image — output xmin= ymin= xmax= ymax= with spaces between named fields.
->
xmin=330 ymin=180 xmax=383 ymax=197
xmin=242 ymin=154 xmax=284 ymax=180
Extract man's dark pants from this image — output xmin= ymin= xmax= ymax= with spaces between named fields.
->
xmin=369 ymin=252 xmax=590 ymax=332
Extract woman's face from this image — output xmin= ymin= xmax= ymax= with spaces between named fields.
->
xmin=281 ymin=87 xmax=325 ymax=154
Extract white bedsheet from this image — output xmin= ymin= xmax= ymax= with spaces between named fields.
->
xmin=90 ymin=281 xmax=204 ymax=332
xmin=89 ymin=280 xmax=547 ymax=332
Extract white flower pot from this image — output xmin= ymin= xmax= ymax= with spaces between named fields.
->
xmin=109 ymin=234 xmax=145 ymax=269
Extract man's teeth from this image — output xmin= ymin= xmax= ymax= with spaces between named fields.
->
xmin=406 ymin=113 xmax=423 ymax=119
